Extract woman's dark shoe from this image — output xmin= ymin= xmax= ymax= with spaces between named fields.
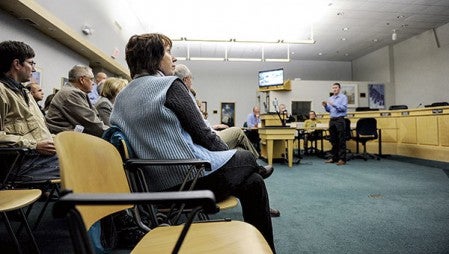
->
xmin=270 ymin=208 xmax=281 ymax=217
xmin=258 ymin=165 xmax=274 ymax=179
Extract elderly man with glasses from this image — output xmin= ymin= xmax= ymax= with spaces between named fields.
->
xmin=45 ymin=65 xmax=108 ymax=137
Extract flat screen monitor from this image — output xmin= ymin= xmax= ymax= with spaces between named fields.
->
xmin=258 ymin=68 xmax=284 ymax=87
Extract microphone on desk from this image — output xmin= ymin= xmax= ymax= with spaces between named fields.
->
xmin=263 ymin=102 xmax=268 ymax=112
xmin=416 ymin=103 xmax=423 ymax=108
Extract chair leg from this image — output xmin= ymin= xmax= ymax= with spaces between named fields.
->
xmin=2 ymin=209 xmax=40 ymax=254
xmin=33 ymin=184 xmax=58 ymax=230
xmin=19 ymin=208 xmax=40 ymax=253
xmin=2 ymin=212 xmax=23 ymax=254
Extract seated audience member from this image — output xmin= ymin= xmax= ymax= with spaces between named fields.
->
xmin=45 ymin=65 xmax=109 ymax=137
xmin=303 ymin=111 xmax=322 ymax=153
xmin=278 ymin=103 xmax=296 ymax=124
xmin=26 ymin=82 xmax=45 ymax=115
xmin=95 ymin=77 xmax=128 ymax=125
xmin=245 ymin=106 xmax=261 ymax=153
xmin=95 ymin=72 xmax=108 ymax=95
xmin=0 ymin=40 xmax=59 ymax=181
xmin=110 ymin=33 xmax=276 ymax=251
xmin=43 ymin=92 xmax=56 ymax=114
xmin=87 ymin=71 xmax=107 ymax=105
xmin=174 ymin=64 xmax=262 ymax=160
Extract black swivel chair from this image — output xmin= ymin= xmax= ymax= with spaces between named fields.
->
xmin=430 ymin=102 xmax=449 ymax=107
xmin=351 ymin=118 xmax=379 ymax=161
xmin=389 ymin=105 xmax=408 ymax=110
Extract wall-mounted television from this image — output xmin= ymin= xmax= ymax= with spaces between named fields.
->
xmin=258 ymin=68 xmax=284 ymax=87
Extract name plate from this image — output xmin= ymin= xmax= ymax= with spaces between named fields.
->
xmin=401 ymin=111 xmax=409 ymax=116
xmin=380 ymin=112 xmax=391 ymax=117
xmin=432 ymin=109 xmax=443 ymax=114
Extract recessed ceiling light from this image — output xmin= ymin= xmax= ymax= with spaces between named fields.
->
xmin=291 ymin=52 xmax=295 ymax=55
xmin=342 ymin=27 xmax=349 ymax=31
xmin=372 ymin=39 xmax=378 ymax=42
xmin=344 ymin=53 xmax=349 ymax=56
xmin=401 ymin=24 xmax=408 ymax=28
xmin=397 ymin=15 xmax=405 ymax=19
xmin=318 ymin=52 xmax=323 ymax=56
xmin=341 ymin=38 xmax=346 ymax=41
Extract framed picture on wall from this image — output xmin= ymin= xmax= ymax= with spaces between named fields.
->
xmin=60 ymin=77 xmax=69 ymax=87
xmin=220 ymin=102 xmax=235 ymax=127
xmin=30 ymin=67 xmax=42 ymax=85
xmin=368 ymin=83 xmax=385 ymax=109
xmin=341 ymin=84 xmax=358 ymax=108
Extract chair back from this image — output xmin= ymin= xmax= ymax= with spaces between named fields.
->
xmin=54 ymin=131 xmax=132 ymax=230
xmin=389 ymin=105 xmax=408 ymax=110
xmin=344 ymin=118 xmax=352 ymax=141
xmin=356 ymin=118 xmax=378 ymax=138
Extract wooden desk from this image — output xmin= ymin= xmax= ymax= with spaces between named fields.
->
xmin=316 ymin=106 xmax=449 ymax=163
xmin=259 ymin=127 xmax=296 ymax=167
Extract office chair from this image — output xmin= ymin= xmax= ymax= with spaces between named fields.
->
xmin=430 ymin=102 xmax=449 ymax=107
xmin=388 ymin=105 xmax=408 ymax=110
xmin=351 ymin=118 xmax=379 ymax=161
xmin=53 ymin=131 xmax=272 ymax=254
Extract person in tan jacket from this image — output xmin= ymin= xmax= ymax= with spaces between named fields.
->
xmin=45 ymin=65 xmax=109 ymax=137
xmin=0 ymin=40 xmax=59 ymax=181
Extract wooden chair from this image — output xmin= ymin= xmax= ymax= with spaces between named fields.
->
xmin=0 ymin=147 xmax=61 ymax=230
xmin=0 ymin=148 xmax=42 ymax=253
xmin=53 ymin=131 xmax=272 ymax=254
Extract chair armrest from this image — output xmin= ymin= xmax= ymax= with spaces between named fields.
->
xmin=53 ymin=190 xmax=217 ymax=218
xmin=125 ymin=159 xmax=212 ymax=171
xmin=0 ymin=147 xmax=30 ymax=154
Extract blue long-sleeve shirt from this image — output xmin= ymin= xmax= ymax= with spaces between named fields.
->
xmin=324 ymin=93 xmax=348 ymax=118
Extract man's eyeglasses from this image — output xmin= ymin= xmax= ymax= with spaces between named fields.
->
xmin=24 ymin=60 xmax=36 ymax=67
xmin=81 ymin=75 xmax=95 ymax=82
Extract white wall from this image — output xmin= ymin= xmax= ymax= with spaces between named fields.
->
xmin=182 ymin=60 xmax=352 ymax=127
xmin=352 ymin=22 xmax=449 ymax=108
xmin=0 ymin=9 xmax=87 ymax=101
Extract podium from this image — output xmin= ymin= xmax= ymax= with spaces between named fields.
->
xmin=259 ymin=114 xmax=296 ymax=168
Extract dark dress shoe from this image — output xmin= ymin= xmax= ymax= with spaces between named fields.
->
xmin=270 ymin=208 xmax=281 ymax=217
xmin=258 ymin=165 xmax=274 ymax=179
xmin=325 ymin=159 xmax=335 ymax=163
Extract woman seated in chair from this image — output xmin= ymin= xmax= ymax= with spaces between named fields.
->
xmin=110 ymin=33 xmax=275 ymax=252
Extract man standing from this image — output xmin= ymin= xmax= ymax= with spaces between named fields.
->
xmin=26 ymin=82 xmax=45 ymax=115
xmin=0 ymin=40 xmax=59 ymax=181
xmin=322 ymin=82 xmax=348 ymax=165
xmin=45 ymin=65 xmax=108 ymax=137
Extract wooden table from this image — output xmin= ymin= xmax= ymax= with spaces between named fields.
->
xmin=258 ymin=127 xmax=297 ymax=167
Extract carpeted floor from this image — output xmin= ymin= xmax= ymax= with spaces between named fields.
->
xmin=2 ymin=155 xmax=449 ymax=253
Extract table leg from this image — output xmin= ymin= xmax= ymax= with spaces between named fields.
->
xmin=287 ymin=139 xmax=293 ymax=168
xmin=267 ymin=140 xmax=273 ymax=166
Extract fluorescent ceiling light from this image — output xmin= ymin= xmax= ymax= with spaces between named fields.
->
xmin=227 ymin=58 xmax=262 ymax=62
xmin=189 ymin=57 xmax=225 ymax=61
xmin=264 ymin=58 xmax=290 ymax=62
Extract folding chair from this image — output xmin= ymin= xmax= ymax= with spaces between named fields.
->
xmin=103 ymin=126 xmax=238 ymax=225
xmin=0 ymin=148 xmax=42 ymax=253
xmin=53 ymin=131 xmax=272 ymax=253
xmin=0 ymin=147 xmax=61 ymax=230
